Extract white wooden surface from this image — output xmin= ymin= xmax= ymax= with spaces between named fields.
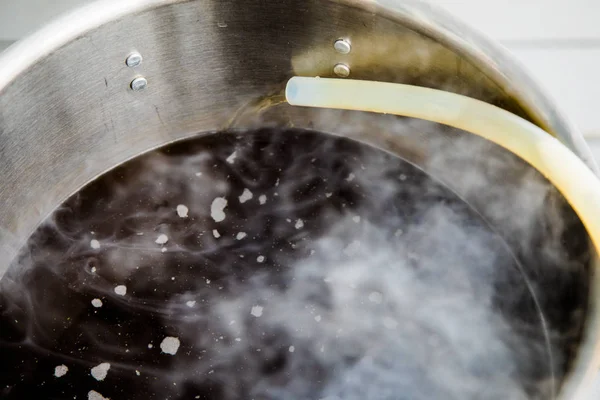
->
xmin=0 ymin=0 xmax=92 ymax=41
xmin=433 ymin=0 xmax=600 ymax=41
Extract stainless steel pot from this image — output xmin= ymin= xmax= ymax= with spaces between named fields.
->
xmin=0 ymin=0 xmax=598 ymax=398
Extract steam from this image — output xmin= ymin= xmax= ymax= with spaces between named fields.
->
xmin=0 ymin=127 xmax=590 ymax=400
xmin=188 ymin=213 xmax=535 ymax=400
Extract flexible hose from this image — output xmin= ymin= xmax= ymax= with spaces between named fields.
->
xmin=285 ymin=76 xmax=600 ymax=399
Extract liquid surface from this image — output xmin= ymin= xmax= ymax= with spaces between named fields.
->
xmin=0 ymin=129 xmax=590 ymax=400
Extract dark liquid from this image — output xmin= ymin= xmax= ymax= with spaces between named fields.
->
xmin=0 ymin=129 xmax=590 ymax=399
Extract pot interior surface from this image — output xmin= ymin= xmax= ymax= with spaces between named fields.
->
xmin=0 ymin=127 xmax=591 ymax=400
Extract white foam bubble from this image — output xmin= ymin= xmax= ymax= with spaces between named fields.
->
xmin=257 ymin=255 xmax=265 ymax=263
xmin=210 ymin=197 xmax=228 ymax=222
xmin=226 ymin=151 xmax=237 ymax=164
xmin=88 ymin=390 xmax=109 ymax=400
xmin=239 ymin=188 xmax=253 ymax=203
xmin=114 ymin=285 xmax=127 ymax=296
xmin=176 ymin=204 xmax=189 ymax=218
xmin=186 ymin=300 xmax=196 ymax=308
xmin=250 ymin=305 xmax=264 ymax=317
xmin=90 ymin=239 xmax=100 ymax=249
xmin=259 ymin=194 xmax=267 ymax=205
xmin=289 ymin=346 xmax=295 ymax=353
xmin=160 ymin=336 xmax=181 ymax=355
xmin=54 ymin=365 xmax=68 ymax=378
xmin=236 ymin=232 xmax=247 ymax=240
xmin=90 ymin=362 xmax=110 ymax=381
xmin=295 ymin=219 xmax=304 ymax=229
xmin=91 ymin=298 xmax=103 ymax=308
xmin=213 ymin=229 xmax=221 ymax=238
xmin=155 ymin=234 xmax=169 ymax=245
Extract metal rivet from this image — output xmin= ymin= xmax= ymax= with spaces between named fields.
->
xmin=333 ymin=63 xmax=350 ymax=77
xmin=126 ymin=52 xmax=143 ymax=67
xmin=334 ymin=39 xmax=351 ymax=54
xmin=130 ymin=76 xmax=148 ymax=91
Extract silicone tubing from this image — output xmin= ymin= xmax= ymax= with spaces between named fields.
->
xmin=285 ymin=76 xmax=600 ymax=399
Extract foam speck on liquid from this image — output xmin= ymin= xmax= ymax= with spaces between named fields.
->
xmin=239 ymin=188 xmax=253 ymax=203
xmin=210 ymin=197 xmax=228 ymax=222
xmin=90 ymin=363 xmax=110 ymax=381
xmin=250 ymin=305 xmax=264 ymax=317
xmin=160 ymin=336 xmax=181 ymax=355
xmin=176 ymin=204 xmax=189 ymax=218
xmin=155 ymin=234 xmax=169 ymax=245
xmin=91 ymin=298 xmax=103 ymax=308
xmin=54 ymin=365 xmax=68 ymax=378
xmin=114 ymin=285 xmax=127 ymax=296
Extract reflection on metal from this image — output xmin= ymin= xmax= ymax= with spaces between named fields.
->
xmin=333 ymin=63 xmax=350 ymax=77
xmin=130 ymin=76 xmax=148 ymax=91
xmin=126 ymin=52 xmax=143 ymax=67
xmin=334 ymin=38 xmax=352 ymax=54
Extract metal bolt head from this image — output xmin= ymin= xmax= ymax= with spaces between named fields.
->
xmin=334 ymin=39 xmax=351 ymax=54
xmin=333 ymin=63 xmax=350 ymax=78
xmin=126 ymin=52 xmax=143 ymax=67
xmin=130 ymin=76 xmax=148 ymax=91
